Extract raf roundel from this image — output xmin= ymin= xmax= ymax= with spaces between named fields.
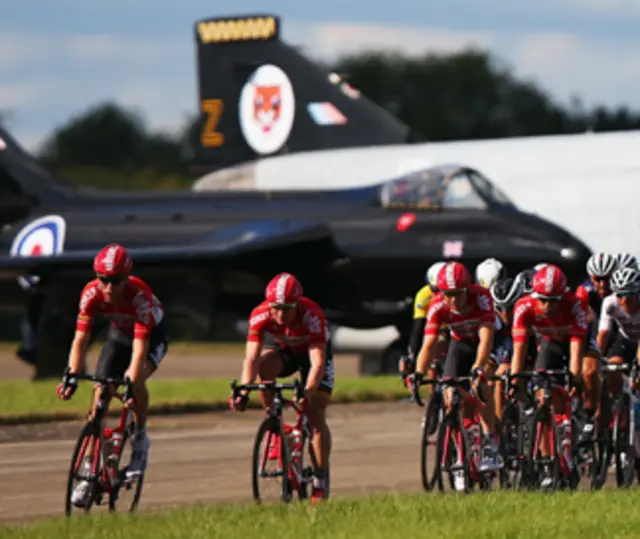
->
xmin=238 ymin=64 xmax=295 ymax=156
xmin=10 ymin=214 xmax=67 ymax=290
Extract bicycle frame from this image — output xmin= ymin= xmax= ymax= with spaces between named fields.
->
xmin=72 ymin=373 xmax=135 ymax=496
xmin=231 ymin=379 xmax=319 ymax=498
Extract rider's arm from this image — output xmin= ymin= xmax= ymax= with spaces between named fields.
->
xmin=473 ymin=324 xmax=494 ymax=372
xmin=596 ymin=298 xmax=612 ymax=353
xmin=408 ymin=318 xmax=426 ymax=359
xmin=569 ymin=299 xmax=588 ymax=378
xmin=67 ymin=329 xmax=91 ymax=374
xmin=240 ymin=340 xmax=263 ymax=386
xmin=511 ymin=299 xmax=531 ymax=376
xmin=417 ymin=298 xmax=444 ymax=374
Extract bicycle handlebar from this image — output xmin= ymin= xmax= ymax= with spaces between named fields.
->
xmin=70 ymin=372 xmax=131 ymax=387
xmin=230 ymin=379 xmax=304 ymax=401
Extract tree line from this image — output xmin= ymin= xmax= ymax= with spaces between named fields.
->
xmin=5 ymin=49 xmax=640 ymax=189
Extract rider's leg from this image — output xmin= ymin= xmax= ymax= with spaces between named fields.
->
xmin=579 ymin=350 xmax=601 ymax=443
xmin=308 ymin=390 xmax=332 ymax=500
xmin=256 ymin=347 xmax=288 ymax=408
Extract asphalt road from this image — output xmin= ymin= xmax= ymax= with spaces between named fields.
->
xmin=0 ymin=402 xmax=426 ymax=524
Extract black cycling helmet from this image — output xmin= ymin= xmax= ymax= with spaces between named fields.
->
xmin=490 ymin=277 xmax=525 ymax=312
xmin=514 ymin=268 xmax=536 ymax=295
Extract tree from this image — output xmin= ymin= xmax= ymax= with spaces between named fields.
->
xmin=39 ymin=102 xmax=151 ymax=170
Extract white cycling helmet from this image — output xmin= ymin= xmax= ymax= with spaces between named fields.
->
xmin=426 ymin=261 xmax=446 ymax=288
xmin=616 ymin=253 xmax=639 ymax=270
xmin=610 ymin=267 xmax=640 ymax=293
xmin=475 ymin=258 xmax=506 ymax=290
xmin=586 ymin=252 xmax=617 ymax=278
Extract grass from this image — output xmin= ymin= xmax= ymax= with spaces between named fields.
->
xmin=3 ymin=490 xmax=640 ymax=539
xmin=0 ymin=375 xmax=407 ymax=424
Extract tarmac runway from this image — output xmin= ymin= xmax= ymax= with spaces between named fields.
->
xmin=0 ymin=402 xmax=427 ymax=524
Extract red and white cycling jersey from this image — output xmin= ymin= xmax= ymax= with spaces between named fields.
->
xmin=247 ymin=297 xmax=328 ymax=354
xmin=76 ymin=276 xmax=164 ymax=341
xmin=598 ymin=293 xmax=640 ymax=341
xmin=512 ymin=292 xmax=587 ymax=344
xmin=424 ymin=284 xmax=495 ymax=342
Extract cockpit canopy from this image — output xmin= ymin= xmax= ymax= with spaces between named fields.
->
xmin=379 ymin=165 xmax=516 ymax=210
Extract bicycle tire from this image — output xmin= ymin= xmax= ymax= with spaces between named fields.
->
xmin=108 ymin=413 xmax=144 ymax=512
xmin=65 ymin=422 xmax=100 ymax=516
xmin=420 ymin=393 xmax=440 ymax=491
xmin=435 ymin=415 xmax=469 ymax=494
xmin=251 ymin=417 xmax=291 ymax=503
xmin=613 ymin=396 xmax=636 ymax=488
xmin=528 ymin=407 xmax=560 ymax=492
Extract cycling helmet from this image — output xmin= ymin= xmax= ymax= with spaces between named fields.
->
xmin=515 ymin=268 xmax=536 ymax=294
xmin=586 ymin=252 xmax=617 ymax=278
xmin=534 ymin=262 xmax=550 ymax=271
xmin=426 ymin=261 xmax=446 ymax=288
xmin=531 ymin=264 xmax=567 ymax=299
xmin=475 ymin=258 xmax=506 ymax=290
xmin=490 ymin=277 xmax=525 ymax=311
xmin=616 ymin=253 xmax=639 ymax=270
xmin=437 ymin=261 xmax=471 ymax=292
xmin=93 ymin=244 xmax=132 ymax=276
xmin=265 ymin=272 xmax=303 ymax=307
xmin=610 ymin=267 xmax=640 ymax=293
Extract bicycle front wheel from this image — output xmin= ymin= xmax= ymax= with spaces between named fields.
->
xmin=252 ymin=418 xmax=291 ymax=503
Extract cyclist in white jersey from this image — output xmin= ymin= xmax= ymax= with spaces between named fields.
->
xmin=598 ymin=267 xmax=640 ymax=400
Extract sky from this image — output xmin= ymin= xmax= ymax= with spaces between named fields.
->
xmin=3 ymin=0 xmax=640 ymax=152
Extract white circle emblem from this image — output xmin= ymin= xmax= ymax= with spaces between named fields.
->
xmin=238 ymin=64 xmax=295 ymax=155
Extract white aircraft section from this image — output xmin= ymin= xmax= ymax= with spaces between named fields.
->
xmin=194 ymin=129 xmax=640 ymax=257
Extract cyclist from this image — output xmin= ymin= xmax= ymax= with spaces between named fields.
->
xmin=475 ymin=257 xmax=506 ymax=290
xmin=616 ymin=253 xmax=639 ymax=270
xmin=409 ymin=261 xmax=503 ymax=471
xmin=399 ymin=261 xmax=446 ymax=377
xmin=56 ymin=244 xmax=169 ymax=507
xmin=229 ymin=272 xmax=333 ymax=503
xmin=510 ymin=264 xmax=588 ymax=484
xmin=489 ymin=277 xmax=535 ymax=420
xmin=597 ymin=267 xmax=640 ymax=407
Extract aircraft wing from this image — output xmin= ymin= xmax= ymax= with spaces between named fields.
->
xmin=0 ymin=218 xmax=339 ymax=280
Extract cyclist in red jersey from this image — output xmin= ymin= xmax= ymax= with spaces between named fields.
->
xmin=56 ymin=244 xmax=169 ymax=507
xmin=230 ymin=272 xmax=333 ymax=502
xmin=510 ymin=264 xmax=587 ymax=484
xmin=409 ymin=261 xmax=503 ymax=471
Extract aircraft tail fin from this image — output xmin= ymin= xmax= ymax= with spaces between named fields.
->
xmin=193 ymin=14 xmax=422 ymax=170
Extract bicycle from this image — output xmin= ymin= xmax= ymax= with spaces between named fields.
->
xmin=500 ymin=370 xmax=536 ymax=490
xmin=525 ymin=368 xmax=579 ymax=492
xmin=415 ymin=374 xmax=505 ymax=493
xmin=64 ymin=372 xmax=143 ymax=516
xmin=230 ymin=379 xmax=322 ymax=503
xmin=599 ymin=363 xmax=637 ymax=488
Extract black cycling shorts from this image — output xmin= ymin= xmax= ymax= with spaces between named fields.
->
xmin=264 ymin=339 xmax=335 ymax=394
xmin=443 ymin=339 xmax=478 ymax=390
xmin=607 ymin=332 xmax=637 ymax=364
xmin=95 ymin=322 xmax=169 ymax=380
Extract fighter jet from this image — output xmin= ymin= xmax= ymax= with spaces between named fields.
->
xmin=0 ymin=124 xmax=590 ymax=377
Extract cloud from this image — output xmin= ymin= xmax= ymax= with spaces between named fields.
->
xmin=286 ymin=22 xmax=496 ymax=60
xmin=0 ymin=82 xmax=56 ymax=109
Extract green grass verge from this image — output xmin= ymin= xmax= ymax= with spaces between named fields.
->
xmin=3 ymin=490 xmax=640 ymax=539
xmin=0 ymin=375 xmax=406 ymax=425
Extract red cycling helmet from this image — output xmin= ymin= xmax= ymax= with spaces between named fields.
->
xmin=531 ymin=263 xmax=567 ymax=299
xmin=93 ymin=244 xmax=133 ymax=277
xmin=436 ymin=261 xmax=471 ymax=292
xmin=265 ymin=272 xmax=303 ymax=307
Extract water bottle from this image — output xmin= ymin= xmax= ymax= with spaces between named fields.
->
xmin=289 ymin=427 xmax=302 ymax=460
xmin=558 ymin=418 xmax=572 ymax=469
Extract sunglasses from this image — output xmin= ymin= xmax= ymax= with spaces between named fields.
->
xmin=97 ymin=274 xmax=127 ymax=285
xmin=591 ymin=275 xmax=610 ymax=282
xmin=443 ymin=289 xmax=466 ymax=298
xmin=616 ymin=291 xmax=636 ymax=298
xmin=269 ymin=302 xmax=297 ymax=310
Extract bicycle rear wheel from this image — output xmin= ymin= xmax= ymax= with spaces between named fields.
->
xmin=108 ymin=413 xmax=144 ymax=512
xmin=65 ymin=423 xmax=100 ymax=516
xmin=527 ymin=407 xmax=560 ymax=492
xmin=252 ymin=417 xmax=291 ymax=503
xmin=435 ymin=416 xmax=469 ymax=494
